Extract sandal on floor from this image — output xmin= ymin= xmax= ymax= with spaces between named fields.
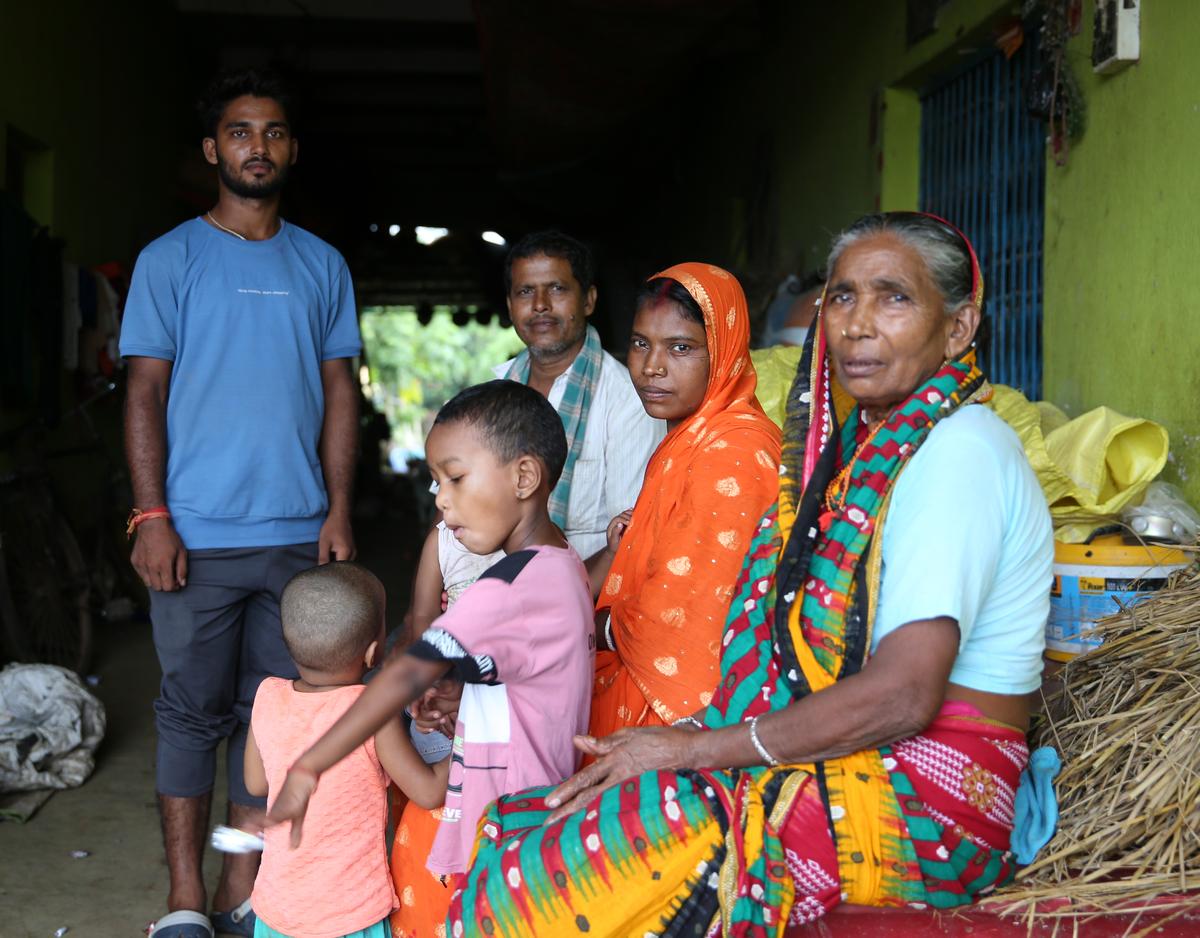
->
xmin=150 ymin=911 xmax=214 ymax=938
xmin=211 ymin=898 xmax=257 ymax=937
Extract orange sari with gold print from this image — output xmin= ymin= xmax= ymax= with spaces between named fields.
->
xmin=591 ymin=263 xmax=781 ymax=735
xmin=389 ymin=799 xmax=451 ymax=938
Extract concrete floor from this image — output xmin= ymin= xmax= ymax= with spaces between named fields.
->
xmin=0 ymin=507 xmax=419 ymax=938
xmin=1 ymin=617 xmax=208 ymax=937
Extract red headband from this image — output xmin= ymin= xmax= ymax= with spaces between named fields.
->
xmin=917 ymin=211 xmax=985 ymax=308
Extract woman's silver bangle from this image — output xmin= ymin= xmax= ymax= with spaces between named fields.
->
xmin=603 ymin=613 xmax=615 ymax=651
xmin=749 ymin=714 xmax=781 ymax=766
xmin=673 ymin=716 xmax=704 ymax=730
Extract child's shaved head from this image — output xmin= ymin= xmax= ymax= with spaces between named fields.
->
xmin=280 ymin=562 xmax=384 ymax=671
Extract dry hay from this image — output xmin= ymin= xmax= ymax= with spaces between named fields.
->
xmin=981 ymin=562 xmax=1200 ymax=930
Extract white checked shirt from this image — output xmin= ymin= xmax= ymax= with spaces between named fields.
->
xmin=493 ymin=351 xmax=665 ymax=558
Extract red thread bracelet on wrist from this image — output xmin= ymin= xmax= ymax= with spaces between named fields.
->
xmin=126 ymin=507 xmax=171 ymax=538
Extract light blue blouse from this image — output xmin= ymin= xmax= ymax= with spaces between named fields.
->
xmin=871 ymin=404 xmax=1053 ymax=694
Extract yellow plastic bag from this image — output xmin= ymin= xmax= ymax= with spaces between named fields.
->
xmin=750 ymin=345 xmax=804 ymax=430
xmin=985 ymin=385 xmax=1169 ymax=542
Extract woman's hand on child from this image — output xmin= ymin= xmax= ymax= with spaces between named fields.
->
xmin=605 ymin=510 xmax=634 ymax=555
xmin=265 ymin=765 xmax=320 ymax=848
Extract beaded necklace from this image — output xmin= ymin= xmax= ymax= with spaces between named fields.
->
xmin=819 ymin=416 xmax=886 ymax=531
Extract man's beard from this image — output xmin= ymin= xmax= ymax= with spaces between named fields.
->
xmin=528 ymin=337 xmax=577 ymax=360
xmin=217 ymin=155 xmax=290 ymax=199
xmin=524 ymin=320 xmax=588 ymax=361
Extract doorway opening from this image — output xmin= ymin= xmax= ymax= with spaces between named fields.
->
xmin=359 ymin=306 xmax=523 ymax=463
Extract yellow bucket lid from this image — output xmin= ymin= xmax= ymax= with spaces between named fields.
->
xmin=1054 ymin=533 xmax=1190 ymax=566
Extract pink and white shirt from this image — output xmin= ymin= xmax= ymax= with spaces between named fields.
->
xmin=407 ymin=544 xmax=595 ymax=874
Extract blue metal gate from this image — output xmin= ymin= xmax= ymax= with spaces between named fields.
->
xmin=920 ymin=42 xmax=1046 ymax=399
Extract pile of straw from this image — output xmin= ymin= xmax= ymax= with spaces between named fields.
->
xmin=984 ymin=562 xmax=1200 ymax=930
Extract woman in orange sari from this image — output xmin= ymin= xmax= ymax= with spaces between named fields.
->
xmin=591 ymin=263 xmax=781 ymax=736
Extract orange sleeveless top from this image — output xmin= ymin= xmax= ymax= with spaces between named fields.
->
xmin=251 ymin=678 xmax=397 ymax=938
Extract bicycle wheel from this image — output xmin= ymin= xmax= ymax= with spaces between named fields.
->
xmin=0 ymin=477 xmax=93 ymax=674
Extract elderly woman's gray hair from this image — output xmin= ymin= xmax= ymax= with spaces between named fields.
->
xmin=826 ymin=213 xmax=978 ymax=315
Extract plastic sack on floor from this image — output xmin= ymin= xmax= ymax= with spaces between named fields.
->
xmin=749 ymin=345 xmax=803 ymax=430
xmin=0 ymin=663 xmax=105 ymax=792
xmin=986 ymin=385 xmax=1169 ymax=543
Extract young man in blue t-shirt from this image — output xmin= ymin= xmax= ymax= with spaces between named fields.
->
xmin=120 ymin=69 xmax=361 ymax=938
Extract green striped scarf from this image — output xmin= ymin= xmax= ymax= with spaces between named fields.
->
xmin=505 ymin=324 xmax=603 ymax=530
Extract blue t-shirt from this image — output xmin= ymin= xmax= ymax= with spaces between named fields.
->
xmin=119 ymin=218 xmax=361 ymax=549
xmin=872 ymin=404 xmax=1053 ymax=694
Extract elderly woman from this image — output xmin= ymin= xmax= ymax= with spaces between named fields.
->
xmin=589 ymin=263 xmax=781 ymax=736
xmin=445 ymin=212 xmax=1053 ymax=935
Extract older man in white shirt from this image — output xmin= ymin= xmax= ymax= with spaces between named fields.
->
xmin=495 ymin=231 xmax=664 ymax=560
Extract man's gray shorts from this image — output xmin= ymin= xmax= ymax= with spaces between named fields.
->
xmin=150 ymin=543 xmax=316 ymax=806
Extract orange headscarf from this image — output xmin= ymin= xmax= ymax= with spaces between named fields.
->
xmin=591 ymin=263 xmax=782 ymax=734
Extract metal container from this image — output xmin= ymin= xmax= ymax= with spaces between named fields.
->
xmin=1126 ymin=512 xmax=1188 ymax=543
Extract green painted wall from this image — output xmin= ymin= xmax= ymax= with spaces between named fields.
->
xmin=0 ymin=2 xmax=184 ymax=265
xmin=1042 ymin=4 xmax=1200 ymax=499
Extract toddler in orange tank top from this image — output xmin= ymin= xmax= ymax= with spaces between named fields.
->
xmin=244 ymin=562 xmax=449 ymax=938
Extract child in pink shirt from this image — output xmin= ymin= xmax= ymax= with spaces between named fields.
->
xmin=245 ymin=563 xmax=449 ymax=938
xmin=267 ymin=380 xmax=595 ymax=897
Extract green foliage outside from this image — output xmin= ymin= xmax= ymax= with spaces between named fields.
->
xmin=360 ymin=307 xmax=525 ymax=454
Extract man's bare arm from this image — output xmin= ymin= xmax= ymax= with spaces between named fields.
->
xmin=317 ymin=357 xmax=358 ymax=562
xmin=125 ymin=357 xmax=187 ymax=591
